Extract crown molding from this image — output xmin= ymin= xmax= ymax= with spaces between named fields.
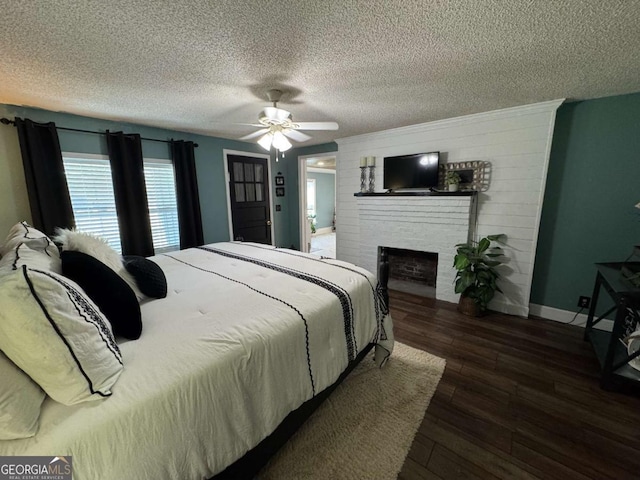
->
xmin=335 ymin=99 xmax=565 ymax=147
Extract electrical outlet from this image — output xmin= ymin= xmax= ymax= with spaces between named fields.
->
xmin=578 ymin=296 xmax=591 ymax=309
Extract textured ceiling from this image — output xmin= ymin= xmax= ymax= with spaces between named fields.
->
xmin=1 ymin=1 xmax=639 ymax=146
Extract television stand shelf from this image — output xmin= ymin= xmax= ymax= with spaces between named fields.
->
xmin=584 ymin=262 xmax=640 ymax=391
xmin=353 ymin=191 xmax=476 ymax=197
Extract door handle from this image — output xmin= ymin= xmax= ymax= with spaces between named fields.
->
xmin=266 ymin=220 xmax=272 ymax=226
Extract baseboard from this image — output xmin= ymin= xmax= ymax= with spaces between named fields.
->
xmin=490 ymin=300 xmax=529 ymax=318
xmin=529 ymin=303 xmax=613 ymax=332
xmin=313 ymin=227 xmax=333 ymax=235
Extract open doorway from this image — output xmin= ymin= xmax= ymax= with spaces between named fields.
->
xmin=298 ymin=153 xmax=336 ymax=258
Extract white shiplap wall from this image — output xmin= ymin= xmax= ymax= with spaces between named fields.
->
xmin=335 ymin=100 xmax=563 ymax=317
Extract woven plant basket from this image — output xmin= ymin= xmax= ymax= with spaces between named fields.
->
xmin=457 ymin=294 xmax=480 ymax=317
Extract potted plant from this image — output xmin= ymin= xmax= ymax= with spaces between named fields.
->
xmin=453 ymin=234 xmax=506 ymax=316
xmin=308 ymin=214 xmax=317 ymax=234
xmin=445 ymin=171 xmax=461 ymax=192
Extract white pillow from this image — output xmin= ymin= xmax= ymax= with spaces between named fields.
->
xmin=0 ymin=350 xmax=46 ymax=440
xmin=1 ymin=221 xmax=59 ymax=260
xmin=0 ymin=266 xmax=124 ymax=405
xmin=53 ymin=229 xmax=144 ymax=300
xmin=4 ymin=221 xmax=48 ymax=244
xmin=0 ymin=241 xmax=62 ymax=274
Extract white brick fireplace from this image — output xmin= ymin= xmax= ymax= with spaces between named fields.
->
xmin=335 ymin=99 xmax=563 ymax=317
xmin=357 ymin=194 xmax=476 ymax=304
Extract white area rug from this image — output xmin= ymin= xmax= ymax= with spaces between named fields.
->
xmin=260 ymin=342 xmax=446 ymax=479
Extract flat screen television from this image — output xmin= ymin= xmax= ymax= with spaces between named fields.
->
xmin=383 ymin=152 xmax=440 ymax=190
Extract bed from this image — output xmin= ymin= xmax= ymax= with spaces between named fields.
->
xmin=0 ymin=240 xmax=393 ymax=480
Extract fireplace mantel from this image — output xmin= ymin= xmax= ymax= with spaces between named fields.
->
xmin=354 ymin=191 xmax=476 ymax=197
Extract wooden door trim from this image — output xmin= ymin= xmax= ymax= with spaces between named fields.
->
xmin=223 ymin=149 xmax=274 ymax=245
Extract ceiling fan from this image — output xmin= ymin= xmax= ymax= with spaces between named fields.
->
xmin=238 ymin=89 xmax=338 ymax=152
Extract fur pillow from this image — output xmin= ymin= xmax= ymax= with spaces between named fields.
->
xmin=53 ymin=229 xmax=144 ymax=300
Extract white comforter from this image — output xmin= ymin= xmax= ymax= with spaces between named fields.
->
xmin=0 ymin=242 xmax=393 ymax=480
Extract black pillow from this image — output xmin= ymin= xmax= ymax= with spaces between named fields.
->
xmin=122 ymin=256 xmax=167 ymax=299
xmin=61 ymin=251 xmax=142 ymax=340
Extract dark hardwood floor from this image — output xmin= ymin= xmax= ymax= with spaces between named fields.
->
xmin=391 ymin=289 xmax=640 ymax=480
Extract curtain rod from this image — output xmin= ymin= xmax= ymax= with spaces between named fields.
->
xmin=0 ymin=118 xmax=199 ymax=148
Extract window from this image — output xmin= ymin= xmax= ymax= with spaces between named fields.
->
xmin=143 ymin=159 xmax=180 ymax=253
xmin=63 ymin=154 xmax=122 ymax=252
xmin=62 ymin=153 xmax=180 ymax=254
xmin=232 ymin=160 xmax=265 ymax=203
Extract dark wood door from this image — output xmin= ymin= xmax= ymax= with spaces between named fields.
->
xmin=228 ymin=154 xmax=272 ymax=244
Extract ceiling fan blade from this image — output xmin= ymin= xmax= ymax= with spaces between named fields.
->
xmin=239 ymin=128 xmax=269 ymax=141
xmin=294 ymin=122 xmax=339 ymax=131
xmin=283 ymin=130 xmax=312 ymax=142
xmin=232 ymin=123 xmax=264 ymax=127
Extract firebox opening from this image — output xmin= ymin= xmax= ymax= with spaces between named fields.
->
xmin=385 ymin=247 xmax=438 ymax=298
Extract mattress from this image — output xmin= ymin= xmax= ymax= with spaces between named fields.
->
xmin=0 ymin=242 xmax=394 ymax=480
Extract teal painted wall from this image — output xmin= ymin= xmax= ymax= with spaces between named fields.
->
xmin=531 ymin=93 xmax=640 ymax=311
xmin=308 ymin=171 xmax=335 ymax=229
xmin=283 ymin=142 xmax=338 ymax=249
xmin=0 ymin=104 xmax=301 ymax=247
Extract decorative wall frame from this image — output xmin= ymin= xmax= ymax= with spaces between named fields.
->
xmin=439 ymin=161 xmax=491 ymax=192
xmin=275 ymin=187 xmax=285 ymax=197
xmin=275 ymin=174 xmax=285 ymax=186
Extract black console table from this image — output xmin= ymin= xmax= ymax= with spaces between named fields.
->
xmin=584 ymin=262 xmax=640 ymax=390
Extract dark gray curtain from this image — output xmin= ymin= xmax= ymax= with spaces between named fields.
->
xmin=106 ymin=131 xmax=154 ymax=257
xmin=15 ymin=118 xmax=75 ymax=236
xmin=171 ymin=140 xmax=204 ymax=249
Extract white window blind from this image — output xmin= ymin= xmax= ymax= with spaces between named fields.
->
xmin=143 ymin=159 xmax=180 ymax=253
xmin=63 ymin=154 xmax=123 ymax=252
xmin=62 ymin=154 xmax=180 ymax=255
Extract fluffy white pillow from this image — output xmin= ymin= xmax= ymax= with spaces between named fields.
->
xmin=0 ymin=350 xmax=46 ymax=440
xmin=53 ymin=229 xmax=144 ymax=300
xmin=0 ymin=266 xmax=124 ymax=405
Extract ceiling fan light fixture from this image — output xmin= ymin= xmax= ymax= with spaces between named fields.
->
xmin=272 ymin=131 xmax=292 ymax=151
xmin=237 ymin=89 xmax=339 ymax=149
xmin=257 ymin=132 xmax=273 ymax=151
xmin=261 ymin=107 xmax=291 ymax=124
